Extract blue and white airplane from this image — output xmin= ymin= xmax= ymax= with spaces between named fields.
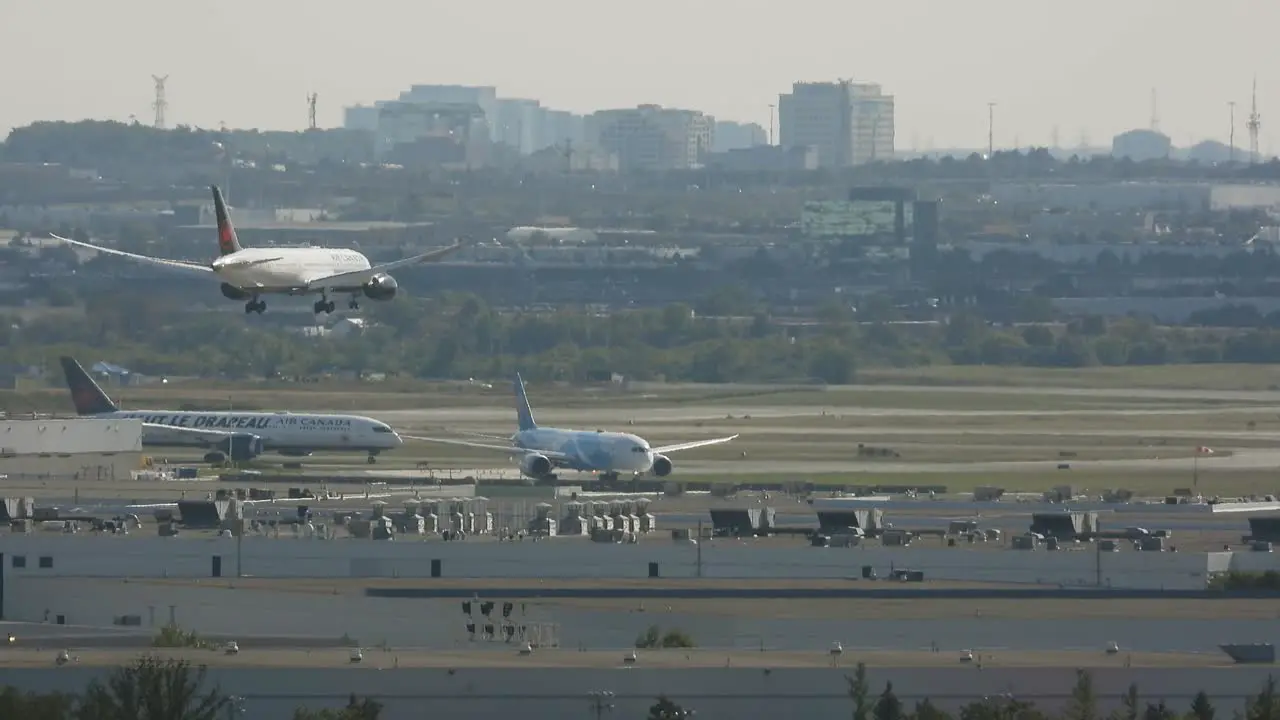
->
xmin=413 ymin=374 xmax=738 ymax=482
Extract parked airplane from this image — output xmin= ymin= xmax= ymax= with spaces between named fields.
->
xmin=61 ymin=356 xmax=403 ymax=464
xmin=50 ymin=185 xmax=466 ymax=315
xmin=410 ymin=374 xmax=738 ymax=482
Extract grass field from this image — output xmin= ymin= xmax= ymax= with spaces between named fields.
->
xmin=858 ymin=364 xmax=1280 ymax=391
xmin=7 ymin=367 xmax=1280 ymax=499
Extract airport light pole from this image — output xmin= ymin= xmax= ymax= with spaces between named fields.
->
xmin=588 ymin=690 xmax=615 ymax=720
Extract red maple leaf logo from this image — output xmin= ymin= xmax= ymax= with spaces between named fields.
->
xmin=218 ymin=224 xmax=236 ymax=254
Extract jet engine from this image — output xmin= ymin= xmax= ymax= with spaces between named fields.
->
xmin=215 ymin=433 xmax=263 ymax=462
xmin=362 ymin=273 xmax=398 ymax=301
xmin=220 ymin=283 xmax=252 ymax=301
xmin=520 ymin=453 xmax=553 ymax=478
xmin=651 ymin=454 xmax=673 ymax=477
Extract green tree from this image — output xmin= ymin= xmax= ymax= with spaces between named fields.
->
xmin=958 ymin=695 xmax=1048 ymax=720
xmin=847 ymin=662 xmax=871 ymax=720
xmin=1115 ymin=682 xmax=1139 ymax=720
xmin=1142 ymin=701 xmax=1176 ymax=720
xmin=647 ymin=695 xmax=692 ymax=719
xmin=1189 ymin=690 xmax=1215 ymax=720
xmin=292 ymin=693 xmax=384 ymax=720
xmin=873 ymin=681 xmax=904 ymax=720
xmin=0 ymin=685 xmax=77 ymax=720
xmin=1245 ymin=675 xmax=1277 ymax=720
xmin=76 ymin=654 xmax=231 ymax=720
xmin=1064 ymin=669 xmax=1098 ymax=720
xmin=913 ymin=698 xmax=953 ymax=720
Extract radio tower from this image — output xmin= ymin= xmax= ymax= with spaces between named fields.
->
xmin=307 ymin=93 xmax=318 ymax=130
xmin=152 ymin=75 xmax=169 ymax=129
xmin=1247 ymin=76 xmax=1262 ymax=164
xmin=1150 ymin=88 xmax=1160 ymax=132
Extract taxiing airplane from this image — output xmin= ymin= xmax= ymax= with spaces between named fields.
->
xmin=61 ymin=356 xmax=403 ymax=465
xmin=410 ymin=374 xmax=739 ymax=482
xmin=51 ymin=185 xmax=466 ymax=315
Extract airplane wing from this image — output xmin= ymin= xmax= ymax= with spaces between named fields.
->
xmin=305 ymin=241 xmax=468 ymax=290
xmin=50 ymin=233 xmax=212 ymax=274
xmin=650 ymin=434 xmax=740 ymax=454
xmin=402 ymin=435 xmax=573 ymax=462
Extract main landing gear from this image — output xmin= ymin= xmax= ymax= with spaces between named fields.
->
xmin=313 ymin=298 xmax=336 ymax=314
xmin=348 ymin=296 xmax=360 ymax=311
xmin=244 ymin=297 xmax=266 ymax=314
xmin=367 ymin=453 xmax=378 ymax=465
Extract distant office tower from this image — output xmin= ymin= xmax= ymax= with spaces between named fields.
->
xmin=494 ymin=98 xmax=546 ymax=155
xmin=396 ymin=85 xmax=500 ymax=141
xmin=778 ymin=80 xmax=895 ymax=167
xmin=587 ymin=105 xmax=715 ymax=171
xmin=343 ymin=104 xmax=380 ymax=131
xmin=713 ymin=121 xmax=767 ymax=152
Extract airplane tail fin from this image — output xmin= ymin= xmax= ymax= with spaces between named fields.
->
xmin=211 ymin=185 xmax=244 ymax=256
xmin=59 ymin=356 xmax=119 ymax=416
xmin=514 ymin=373 xmax=537 ymax=431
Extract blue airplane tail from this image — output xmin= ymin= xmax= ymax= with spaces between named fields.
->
xmin=514 ymin=373 xmax=537 ymax=431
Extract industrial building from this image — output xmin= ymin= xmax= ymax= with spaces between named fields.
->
xmin=342 ymin=84 xmax=587 ymax=162
xmin=0 ymin=419 xmax=142 ymax=481
xmin=586 ymin=105 xmax=716 ymax=171
xmin=2 ymin=528 xmax=1275 ymax=590
xmin=1112 ymin=129 xmax=1172 ymax=161
xmin=778 ymin=80 xmax=895 ymax=167
xmin=988 ymin=182 xmax=1280 ymax=212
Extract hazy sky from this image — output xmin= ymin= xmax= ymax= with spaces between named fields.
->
xmin=3 ymin=0 xmax=1279 ymax=150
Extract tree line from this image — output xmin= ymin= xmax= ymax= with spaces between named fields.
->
xmin=837 ymin=664 xmax=1278 ymax=720
xmin=0 ymin=654 xmax=382 ymax=719
xmin=8 ymin=289 xmax=1280 ymax=392
xmin=3 ymin=656 xmax=1276 ymax=719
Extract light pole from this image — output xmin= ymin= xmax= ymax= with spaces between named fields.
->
xmin=987 ymin=102 xmax=997 ymax=158
xmin=588 ymin=690 xmax=615 ymax=720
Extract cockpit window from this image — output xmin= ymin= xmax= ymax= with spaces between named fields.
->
xmin=373 ymin=425 xmax=393 ymax=433
xmin=632 ymin=445 xmax=648 ymax=452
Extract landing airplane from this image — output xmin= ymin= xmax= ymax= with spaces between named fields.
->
xmin=410 ymin=374 xmax=739 ymax=482
xmin=50 ymin=185 xmax=466 ymax=315
xmin=61 ymin=356 xmax=403 ymax=465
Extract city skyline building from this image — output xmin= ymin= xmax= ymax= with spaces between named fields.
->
xmin=778 ymin=80 xmax=896 ymax=168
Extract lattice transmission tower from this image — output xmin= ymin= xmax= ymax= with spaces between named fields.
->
xmin=152 ymin=75 xmax=169 ymax=129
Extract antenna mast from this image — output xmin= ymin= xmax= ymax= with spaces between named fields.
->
xmin=1150 ymin=88 xmax=1159 ymax=132
xmin=307 ymin=93 xmax=318 ymax=130
xmin=1229 ymin=101 xmax=1237 ymax=164
xmin=1247 ymin=76 xmax=1262 ymax=164
xmin=987 ymin=102 xmax=996 ymax=157
xmin=152 ymin=75 xmax=169 ymax=129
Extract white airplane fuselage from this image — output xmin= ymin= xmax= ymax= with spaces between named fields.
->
xmin=512 ymin=428 xmax=655 ymax=474
xmin=214 ymin=247 xmax=372 ymax=293
xmin=102 ymin=409 xmax=403 ymax=454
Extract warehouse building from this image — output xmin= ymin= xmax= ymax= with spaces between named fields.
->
xmin=0 ymin=419 xmax=143 ymax=481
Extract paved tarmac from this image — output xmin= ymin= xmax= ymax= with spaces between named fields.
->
xmin=4 ymin=654 xmax=1277 ymax=719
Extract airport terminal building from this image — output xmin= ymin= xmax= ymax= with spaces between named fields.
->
xmin=0 ymin=419 xmax=143 ymax=482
